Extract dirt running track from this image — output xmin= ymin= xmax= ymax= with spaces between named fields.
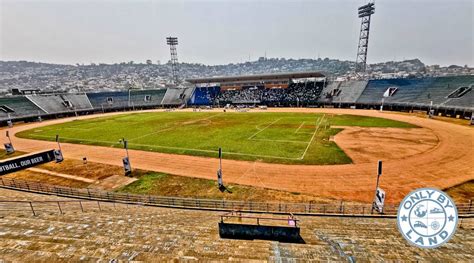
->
xmin=2 ymin=108 xmax=473 ymax=204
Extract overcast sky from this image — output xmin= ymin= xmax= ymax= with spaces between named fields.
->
xmin=0 ymin=0 xmax=472 ymax=66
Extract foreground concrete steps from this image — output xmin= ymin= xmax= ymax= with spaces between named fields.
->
xmin=1 ymin=188 xmax=473 ymax=261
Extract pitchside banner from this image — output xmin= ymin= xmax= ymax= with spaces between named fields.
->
xmin=4 ymin=143 xmax=14 ymax=154
xmin=123 ymin=157 xmax=131 ymax=175
xmin=0 ymin=150 xmax=56 ymax=175
xmin=373 ymin=187 xmax=386 ymax=213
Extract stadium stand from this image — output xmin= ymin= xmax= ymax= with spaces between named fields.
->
xmin=188 ymin=86 xmax=221 ymax=105
xmin=321 ymin=80 xmax=368 ymax=104
xmin=444 ymin=85 xmax=473 ymax=108
xmin=25 ymin=94 xmax=92 ymax=114
xmin=62 ymin=94 xmax=94 ymax=110
xmin=1 ymin=75 xmax=473 ymax=125
xmin=216 ymin=80 xmax=325 ymax=105
xmin=217 ymin=86 xmax=264 ymax=104
xmin=357 ymin=78 xmax=431 ymax=105
xmin=0 ymin=96 xmax=44 ymax=121
xmin=0 ymin=188 xmax=472 ymax=261
xmin=129 ymin=89 xmax=166 ymax=107
xmin=162 ymin=87 xmax=195 ymax=105
xmin=416 ymin=76 xmax=474 ymax=107
xmin=357 ymin=76 xmax=474 ymax=110
xmin=87 ymin=91 xmax=130 ymax=110
xmin=283 ymin=80 xmax=324 ymax=104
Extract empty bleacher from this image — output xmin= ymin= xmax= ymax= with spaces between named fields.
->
xmin=323 ymin=80 xmax=368 ymax=104
xmin=62 ymin=94 xmax=93 ymax=110
xmin=0 ymin=187 xmax=472 ymax=261
xmin=0 ymin=97 xmax=44 ymax=121
xmin=357 ymin=78 xmax=431 ymax=105
xmin=416 ymin=76 xmax=474 ymax=107
xmin=87 ymin=91 xmax=130 ymax=110
xmin=357 ymin=76 xmax=474 ymax=110
xmin=129 ymin=89 xmax=166 ymax=107
xmin=26 ymin=94 xmax=92 ymax=114
xmin=444 ymin=85 xmax=473 ymax=109
xmin=162 ymin=87 xmax=195 ymax=105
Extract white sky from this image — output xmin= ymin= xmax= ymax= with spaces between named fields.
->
xmin=0 ymin=0 xmax=472 ymax=66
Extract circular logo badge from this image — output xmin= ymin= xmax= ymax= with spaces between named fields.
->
xmin=397 ymin=188 xmax=458 ymax=248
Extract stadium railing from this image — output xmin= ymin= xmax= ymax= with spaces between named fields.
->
xmin=1 ymin=177 xmax=472 ymax=217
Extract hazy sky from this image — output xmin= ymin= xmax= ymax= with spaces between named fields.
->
xmin=0 ymin=0 xmax=472 ymax=66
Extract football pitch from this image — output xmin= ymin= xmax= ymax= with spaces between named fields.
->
xmin=17 ymin=111 xmax=416 ymax=165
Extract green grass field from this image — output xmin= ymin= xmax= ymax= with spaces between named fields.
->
xmin=17 ymin=112 xmax=417 ymax=165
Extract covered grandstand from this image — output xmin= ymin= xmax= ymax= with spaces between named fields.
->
xmin=187 ymin=71 xmax=327 ymax=106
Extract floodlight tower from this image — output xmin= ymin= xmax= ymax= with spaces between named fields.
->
xmin=166 ymin=36 xmax=179 ymax=84
xmin=355 ymin=2 xmax=375 ymax=75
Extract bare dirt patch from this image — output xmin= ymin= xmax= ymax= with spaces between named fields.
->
xmin=334 ymin=127 xmax=439 ymax=163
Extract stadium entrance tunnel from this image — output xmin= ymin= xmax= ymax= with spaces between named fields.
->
xmin=218 ymin=212 xmax=305 ymax=243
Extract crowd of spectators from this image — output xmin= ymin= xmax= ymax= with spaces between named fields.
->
xmin=214 ymin=81 xmax=324 ymax=105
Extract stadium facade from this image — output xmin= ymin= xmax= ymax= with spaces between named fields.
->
xmin=1 ymin=73 xmax=473 ymax=125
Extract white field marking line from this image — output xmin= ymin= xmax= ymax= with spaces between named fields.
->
xmin=128 ymin=113 xmax=223 ymax=142
xmin=27 ymin=168 xmax=95 ymax=183
xmin=28 ymin=134 xmax=300 ymax=160
xmin=299 ymin=114 xmax=325 ymax=160
xmin=294 ymin=121 xmax=305 ymax=133
xmin=247 ymin=118 xmax=283 ymax=140
xmin=63 ymin=127 xmax=94 ymax=131
xmin=28 ymin=134 xmax=122 ymax=146
xmin=249 ymin=138 xmax=309 ymax=144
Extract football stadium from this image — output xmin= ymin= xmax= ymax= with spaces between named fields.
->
xmin=1 ymin=1 xmax=473 ymax=262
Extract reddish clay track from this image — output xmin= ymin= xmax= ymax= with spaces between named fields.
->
xmin=2 ymin=108 xmax=473 ymax=204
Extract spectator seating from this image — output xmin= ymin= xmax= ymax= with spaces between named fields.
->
xmin=0 ymin=97 xmax=44 ymax=121
xmin=129 ymin=89 xmax=166 ymax=107
xmin=319 ymin=80 xmax=368 ymax=104
xmin=357 ymin=78 xmax=431 ymax=105
xmin=62 ymin=94 xmax=94 ymax=110
xmin=87 ymin=91 xmax=130 ymax=110
xmin=357 ymin=76 xmax=474 ymax=110
xmin=189 ymin=86 xmax=221 ymax=105
xmin=0 ymin=187 xmax=472 ymax=261
xmin=216 ymin=81 xmax=325 ymax=105
xmin=444 ymin=85 xmax=473 ymax=108
xmin=25 ymin=94 xmax=93 ymax=114
xmin=162 ymin=87 xmax=195 ymax=105
xmin=416 ymin=76 xmax=474 ymax=107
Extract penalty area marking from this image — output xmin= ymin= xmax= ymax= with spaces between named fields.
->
xmin=247 ymin=118 xmax=283 ymax=140
xmin=128 ymin=113 xmax=223 ymax=142
xmin=299 ymin=114 xmax=325 ymax=160
xmin=294 ymin=122 xmax=305 ymax=133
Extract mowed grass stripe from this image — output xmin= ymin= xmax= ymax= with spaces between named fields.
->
xmin=18 ymin=112 xmax=417 ymax=165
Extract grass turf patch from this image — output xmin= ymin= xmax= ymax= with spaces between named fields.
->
xmin=117 ymin=172 xmax=341 ymax=203
xmin=17 ymin=112 xmax=417 ymax=165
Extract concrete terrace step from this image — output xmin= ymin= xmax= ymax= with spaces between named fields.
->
xmin=1 ymin=188 xmax=473 ymax=261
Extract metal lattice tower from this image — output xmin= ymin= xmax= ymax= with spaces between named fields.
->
xmin=355 ymin=2 xmax=375 ymax=74
xmin=166 ymin=37 xmax=179 ymax=84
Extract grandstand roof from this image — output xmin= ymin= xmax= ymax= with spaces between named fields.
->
xmin=186 ymin=71 xmax=326 ymax=84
